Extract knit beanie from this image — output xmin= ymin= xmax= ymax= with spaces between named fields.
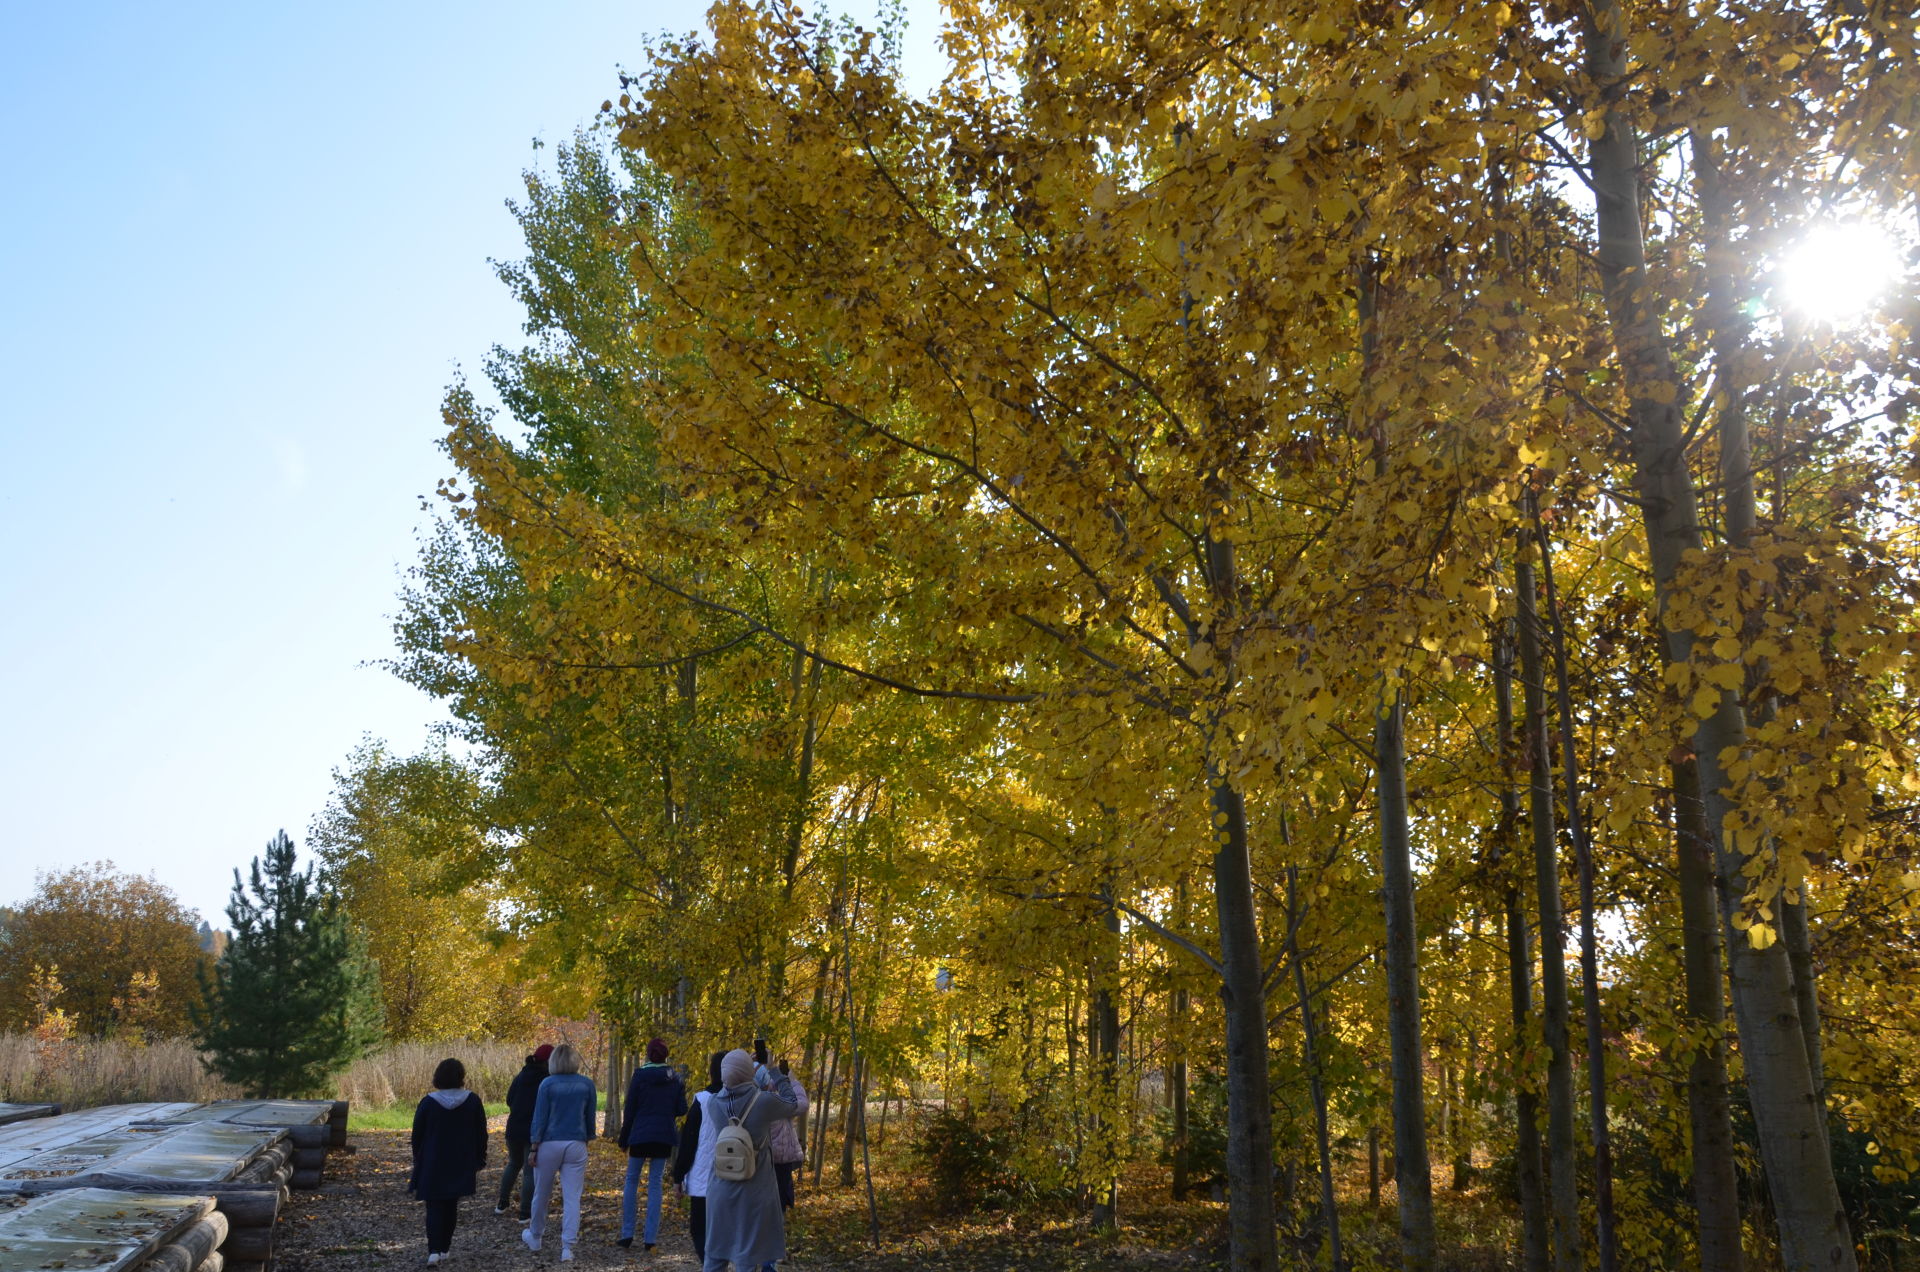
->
xmin=533 ymin=1044 xmax=555 ymax=1062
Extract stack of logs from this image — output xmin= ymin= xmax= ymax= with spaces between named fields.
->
xmin=196 ymin=1189 xmax=280 ymax=1272
xmin=212 ymin=1102 xmax=347 ymax=1272
xmin=141 ymin=1205 xmax=230 ymax=1272
xmin=0 ymin=1100 xmax=353 ymax=1272
xmin=289 ymin=1102 xmax=349 ymax=1191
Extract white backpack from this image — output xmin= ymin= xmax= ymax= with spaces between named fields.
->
xmin=711 ymin=1090 xmax=762 ymax=1183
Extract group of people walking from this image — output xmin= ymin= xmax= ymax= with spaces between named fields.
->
xmin=407 ymin=1038 xmax=807 ymax=1272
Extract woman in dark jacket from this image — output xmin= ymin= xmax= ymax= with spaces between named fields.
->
xmin=616 ymin=1037 xmax=688 ymax=1249
xmin=496 ymin=1045 xmax=551 ymax=1220
xmin=410 ymin=1057 xmax=488 ymax=1265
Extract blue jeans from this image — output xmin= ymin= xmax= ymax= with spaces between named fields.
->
xmin=620 ymin=1156 xmax=667 ymax=1243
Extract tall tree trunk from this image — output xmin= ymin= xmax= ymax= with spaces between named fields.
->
xmin=1287 ymin=867 xmax=1344 ymax=1271
xmin=1368 ymin=1126 xmax=1381 ymax=1211
xmin=1694 ymin=129 xmax=1831 ymax=1124
xmin=1171 ymin=972 xmax=1191 ymax=1200
xmin=1091 ymin=904 xmax=1122 ymax=1232
xmin=797 ymin=950 xmax=835 ymax=1150
xmin=1779 ymin=899 xmax=1825 ymax=1103
xmin=1582 ymin=6 xmax=1854 ymax=1265
xmin=1194 ymin=531 xmax=1280 ymax=1272
xmin=1376 ymin=690 xmax=1436 ymax=1271
xmin=1517 ymin=556 xmax=1583 ymax=1272
xmin=1494 ymin=618 xmax=1552 ymax=1272
xmin=1674 ymin=760 xmax=1747 ymax=1272
xmin=1533 ymin=507 xmax=1619 ymax=1272
xmin=604 ymin=1032 xmax=623 ymax=1139
xmin=840 ymin=1053 xmax=864 ymax=1187
xmin=1211 ymin=770 xmax=1278 ymax=1269
xmin=811 ymin=1044 xmax=839 ymax=1186
xmin=1453 ymin=914 xmax=1480 ymax=1193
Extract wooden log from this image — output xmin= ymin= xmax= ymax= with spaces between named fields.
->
xmin=328 ymin=1102 xmax=349 ymax=1148
xmin=178 ymin=1214 xmax=230 ymax=1266
xmin=142 ymin=1242 xmax=194 ymax=1272
xmin=220 ymin=1227 xmax=274 ymax=1262
xmin=286 ymin=1124 xmax=329 ymax=1150
xmin=236 ymin=1144 xmax=290 ymax=1184
xmin=210 ymin=1191 xmax=282 ymax=1230
xmin=291 ymin=1147 xmax=326 ymax=1171
xmin=223 ymin=1258 xmax=267 ymax=1272
xmin=199 ymin=1251 xmax=224 ymax=1272
xmin=290 ymin=1168 xmax=322 ymax=1190
xmin=141 ymin=1218 xmax=226 ymax=1272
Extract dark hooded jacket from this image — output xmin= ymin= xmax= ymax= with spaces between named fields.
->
xmin=503 ymin=1054 xmax=549 ymax=1142
xmin=619 ymin=1062 xmax=689 ymax=1156
xmin=409 ymin=1089 xmax=487 ymax=1200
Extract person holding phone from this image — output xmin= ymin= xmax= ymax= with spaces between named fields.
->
xmin=700 ymin=1047 xmax=799 ymax=1272
xmin=763 ymin=1060 xmax=808 ymax=1216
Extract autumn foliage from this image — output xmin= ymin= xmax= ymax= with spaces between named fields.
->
xmin=386 ymin=2 xmax=1920 ymax=1269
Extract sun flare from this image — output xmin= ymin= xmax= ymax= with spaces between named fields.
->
xmin=1778 ymin=222 xmax=1904 ymax=324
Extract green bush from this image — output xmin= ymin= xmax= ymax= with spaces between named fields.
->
xmin=913 ymin=1108 xmax=1022 ymax=1211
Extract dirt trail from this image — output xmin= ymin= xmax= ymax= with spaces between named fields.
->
xmin=275 ymin=1127 xmax=702 ymax=1272
xmin=274 ymin=1121 xmax=1224 ymax=1272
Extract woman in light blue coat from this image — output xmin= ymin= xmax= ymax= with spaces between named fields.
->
xmin=521 ymin=1043 xmax=597 ymax=1262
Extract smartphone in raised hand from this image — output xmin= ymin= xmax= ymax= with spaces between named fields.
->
xmin=754 ymin=1037 xmax=769 ymax=1066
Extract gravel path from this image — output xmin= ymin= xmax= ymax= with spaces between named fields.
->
xmin=275 ymin=1125 xmax=703 ymax=1272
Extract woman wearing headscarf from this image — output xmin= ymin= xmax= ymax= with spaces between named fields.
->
xmin=409 ymin=1057 xmax=487 ymax=1266
xmin=522 ymin=1042 xmax=597 ymax=1262
xmin=699 ymin=1048 xmax=800 ymax=1272
xmin=616 ymin=1037 xmax=687 ymax=1250
xmin=673 ymin=1052 xmax=728 ymax=1261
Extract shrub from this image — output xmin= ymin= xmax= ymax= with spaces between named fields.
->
xmin=913 ymin=1108 xmax=1022 ymax=1211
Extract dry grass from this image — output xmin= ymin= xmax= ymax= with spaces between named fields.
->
xmin=0 ymin=1034 xmax=532 ymax=1113
xmin=332 ymin=1040 xmax=528 ymax=1108
xmin=0 ymin=1033 xmax=234 ymax=1108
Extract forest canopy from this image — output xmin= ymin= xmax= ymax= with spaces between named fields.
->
xmin=383 ymin=3 xmax=1920 ymax=1270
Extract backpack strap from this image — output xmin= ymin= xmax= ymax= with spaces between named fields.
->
xmin=729 ymin=1089 xmax=762 ymax=1127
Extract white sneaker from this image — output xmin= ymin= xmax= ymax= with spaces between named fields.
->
xmin=521 ymin=1230 xmax=541 ymax=1253
xmin=426 ymin=1255 xmax=442 ymax=1266
xmin=559 ymin=1248 xmax=574 ymax=1263
xmin=494 ymin=1206 xmax=508 ymax=1216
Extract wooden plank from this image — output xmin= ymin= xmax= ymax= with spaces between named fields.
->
xmin=0 ymin=1127 xmax=283 ymax=1192
xmin=0 ymin=1189 xmax=212 ymax=1272
xmin=0 ymin=1111 xmax=57 ymax=1131
xmin=0 ymin=1112 xmax=199 ymax=1159
xmin=136 ymin=1104 xmax=328 ymax=1132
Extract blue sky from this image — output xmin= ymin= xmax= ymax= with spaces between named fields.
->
xmin=1 ymin=1 xmax=943 ymax=923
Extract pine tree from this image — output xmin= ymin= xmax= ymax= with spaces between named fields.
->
xmin=194 ymin=830 xmax=384 ymax=1097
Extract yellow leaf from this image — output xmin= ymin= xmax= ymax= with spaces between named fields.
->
xmin=1703 ymin=663 xmax=1744 ymax=691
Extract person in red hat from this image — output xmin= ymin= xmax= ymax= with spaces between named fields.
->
xmin=495 ymin=1044 xmax=553 ymax=1220
xmin=616 ymin=1037 xmax=687 ymax=1249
